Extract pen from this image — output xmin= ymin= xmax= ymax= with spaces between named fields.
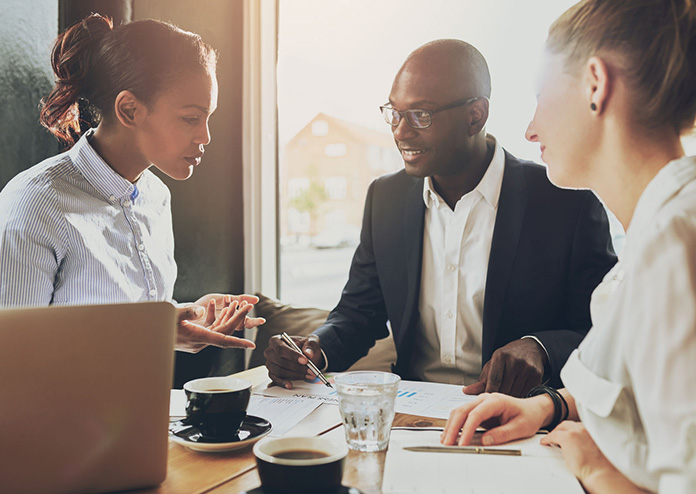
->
xmin=404 ymin=446 xmax=521 ymax=456
xmin=280 ymin=332 xmax=333 ymax=388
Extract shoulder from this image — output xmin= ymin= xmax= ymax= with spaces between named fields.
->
xmin=0 ymin=153 xmax=74 ymax=226
xmin=371 ymin=168 xmax=420 ymax=194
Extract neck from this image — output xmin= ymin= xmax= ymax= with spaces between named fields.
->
xmin=431 ymin=136 xmax=494 ymax=209
xmin=91 ymin=123 xmax=150 ymax=183
xmin=589 ymin=123 xmax=684 ymax=230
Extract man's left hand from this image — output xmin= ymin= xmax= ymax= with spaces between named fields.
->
xmin=462 ymin=338 xmax=547 ymax=397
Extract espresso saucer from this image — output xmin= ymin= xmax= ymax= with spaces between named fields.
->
xmin=240 ymin=486 xmax=363 ymax=494
xmin=169 ymin=415 xmax=272 ymax=452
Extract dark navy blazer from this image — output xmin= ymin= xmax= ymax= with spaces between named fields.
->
xmin=314 ymin=151 xmax=617 ymax=386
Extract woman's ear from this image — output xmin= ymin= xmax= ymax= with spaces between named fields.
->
xmin=114 ymin=90 xmax=145 ymax=128
xmin=468 ymin=97 xmax=490 ymax=136
xmin=586 ymin=56 xmax=610 ymax=115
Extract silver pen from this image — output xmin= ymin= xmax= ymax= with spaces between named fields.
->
xmin=404 ymin=445 xmax=521 ymax=456
xmin=280 ymin=332 xmax=333 ymax=388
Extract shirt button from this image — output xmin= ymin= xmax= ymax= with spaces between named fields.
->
xmin=123 ymin=199 xmax=131 ymax=207
xmin=447 ymin=311 xmax=454 ymax=318
xmin=149 ymin=289 xmax=156 ymax=297
xmin=138 ymin=243 xmax=145 ymax=251
xmin=109 ymin=195 xmax=116 ymax=202
xmin=444 ymin=356 xmax=453 ymax=364
xmin=448 ymin=264 xmax=457 ymax=272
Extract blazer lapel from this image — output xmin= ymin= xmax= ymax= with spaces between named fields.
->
xmin=482 ymin=156 xmax=528 ymax=360
xmin=395 ymin=178 xmax=425 ymax=362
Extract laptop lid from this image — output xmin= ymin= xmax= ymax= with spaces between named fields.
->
xmin=0 ymin=301 xmax=177 ymax=494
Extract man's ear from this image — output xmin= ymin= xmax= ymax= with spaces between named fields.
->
xmin=469 ymin=97 xmax=489 ymax=136
xmin=586 ymin=56 xmax=610 ymax=115
xmin=113 ymin=90 xmax=145 ymax=128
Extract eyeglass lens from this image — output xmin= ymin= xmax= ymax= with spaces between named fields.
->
xmin=381 ymin=107 xmax=432 ymax=129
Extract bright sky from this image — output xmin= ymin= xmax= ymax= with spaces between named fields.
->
xmin=277 ymin=0 xmax=579 ymax=162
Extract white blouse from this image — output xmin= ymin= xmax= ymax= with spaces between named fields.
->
xmin=561 ymin=156 xmax=696 ymax=493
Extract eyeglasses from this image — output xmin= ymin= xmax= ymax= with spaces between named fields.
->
xmin=380 ymin=97 xmax=484 ymax=129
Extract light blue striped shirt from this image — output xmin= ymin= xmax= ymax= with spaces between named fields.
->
xmin=0 ymin=129 xmax=177 ymax=307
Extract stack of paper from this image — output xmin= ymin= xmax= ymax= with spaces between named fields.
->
xmin=382 ymin=430 xmax=584 ymax=494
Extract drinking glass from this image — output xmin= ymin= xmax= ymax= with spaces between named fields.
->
xmin=334 ymin=371 xmax=401 ymax=452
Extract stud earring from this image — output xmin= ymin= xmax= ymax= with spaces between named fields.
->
xmin=590 ymin=102 xmax=597 ymax=111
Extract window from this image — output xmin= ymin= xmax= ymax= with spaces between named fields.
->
xmin=247 ymin=1 xmax=634 ymax=308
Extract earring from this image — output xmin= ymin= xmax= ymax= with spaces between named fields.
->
xmin=590 ymin=102 xmax=597 ymax=111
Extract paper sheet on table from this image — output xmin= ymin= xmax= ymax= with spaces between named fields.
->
xmin=261 ymin=377 xmax=477 ymax=420
xmin=393 ymin=380 xmax=477 ymax=419
xmin=169 ymin=390 xmax=321 ymax=437
xmin=258 ymin=375 xmax=339 ymax=404
xmin=382 ymin=430 xmax=584 ymax=494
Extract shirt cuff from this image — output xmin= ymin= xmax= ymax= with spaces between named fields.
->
xmin=319 ymin=348 xmax=329 ymax=372
xmin=521 ymin=335 xmax=551 ymax=381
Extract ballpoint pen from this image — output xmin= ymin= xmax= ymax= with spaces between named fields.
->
xmin=404 ymin=445 xmax=521 ymax=456
xmin=280 ymin=332 xmax=333 ymax=388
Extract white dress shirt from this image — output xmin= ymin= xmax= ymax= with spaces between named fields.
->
xmin=410 ymin=135 xmax=504 ymax=384
xmin=0 ymin=129 xmax=177 ymax=307
xmin=561 ymin=156 xmax=696 ymax=493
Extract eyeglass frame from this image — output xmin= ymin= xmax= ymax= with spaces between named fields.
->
xmin=379 ymin=96 xmax=486 ymax=129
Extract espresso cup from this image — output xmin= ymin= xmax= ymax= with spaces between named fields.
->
xmin=253 ymin=436 xmax=348 ymax=493
xmin=183 ymin=376 xmax=251 ymax=439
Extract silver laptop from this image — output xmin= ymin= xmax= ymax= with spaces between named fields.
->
xmin=0 ymin=301 xmax=177 ymax=494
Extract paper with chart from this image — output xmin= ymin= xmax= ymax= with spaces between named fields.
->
xmin=260 ymin=376 xmax=477 ymax=420
xmin=382 ymin=430 xmax=584 ymax=494
xmin=393 ymin=380 xmax=477 ymax=419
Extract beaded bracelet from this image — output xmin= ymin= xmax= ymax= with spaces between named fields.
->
xmin=526 ymin=385 xmax=568 ymax=430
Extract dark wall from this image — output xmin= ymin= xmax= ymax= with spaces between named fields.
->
xmin=0 ymin=1 xmax=59 ymax=188
xmin=134 ymin=0 xmax=246 ymax=304
xmin=2 ymin=0 xmax=247 ymax=386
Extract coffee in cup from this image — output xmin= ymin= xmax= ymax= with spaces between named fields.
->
xmin=183 ymin=376 xmax=251 ymax=439
xmin=253 ymin=436 xmax=348 ymax=493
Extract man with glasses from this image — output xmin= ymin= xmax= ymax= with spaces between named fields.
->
xmin=265 ymin=39 xmax=616 ymax=397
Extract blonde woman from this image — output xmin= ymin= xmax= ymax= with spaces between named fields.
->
xmin=441 ymin=1 xmax=696 ymax=492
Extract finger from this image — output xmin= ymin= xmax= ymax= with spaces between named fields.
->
xmin=265 ymin=353 xmax=309 ymax=381
xmin=301 ymin=336 xmax=322 ymax=363
xmin=228 ymin=294 xmax=260 ymax=305
xmin=244 ymin=316 xmax=266 ymax=328
xmin=462 ymin=380 xmax=486 ymax=395
xmin=177 ymin=305 xmax=205 ymax=323
xmin=441 ymin=395 xmax=486 ymax=445
xmin=509 ymin=373 xmax=533 ymax=399
xmin=268 ymin=370 xmax=294 ymax=390
xmin=484 ymin=358 xmax=505 ymax=394
xmin=479 ymin=416 xmax=531 ymax=446
xmin=497 ymin=368 xmax=515 ymax=396
xmin=180 ymin=320 xmax=255 ymax=349
xmin=212 ymin=303 xmax=251 ymax=335
xmin=457 ymin=396 xmax=509 ymax=446
xmin=205 ymin=299 xmax=217 ymax=325
xmin=265 ymin=338 xmax=313 ymax=375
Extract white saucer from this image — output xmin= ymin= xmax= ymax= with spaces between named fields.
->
xmin=169 ymin=415 xmax=272 ymax=452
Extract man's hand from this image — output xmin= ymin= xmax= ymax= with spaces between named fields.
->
xmin=175 ymin=293 xmax=265 ymax=353
xmin=463 ymin=338 xmax=548 ymax=397
xmin=264 ymin=334 xmax=324 ymax=389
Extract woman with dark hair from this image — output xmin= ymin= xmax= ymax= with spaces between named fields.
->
xmin=441 ymin=1 xmax=696 ymax=492
xmin=0 ymin=14 xmax=263 ymax=352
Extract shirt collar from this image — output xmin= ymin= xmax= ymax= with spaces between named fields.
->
xmin=422 ymin=134 xmax=505 ymax=210
xmin=68 ymin=128 xmax=138 ymax=204
xmin=623 ymin=155 xmax=696 ymax=259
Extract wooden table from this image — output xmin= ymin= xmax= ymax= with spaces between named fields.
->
xmin=135 ymin=367 xmax=446 ymax=494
